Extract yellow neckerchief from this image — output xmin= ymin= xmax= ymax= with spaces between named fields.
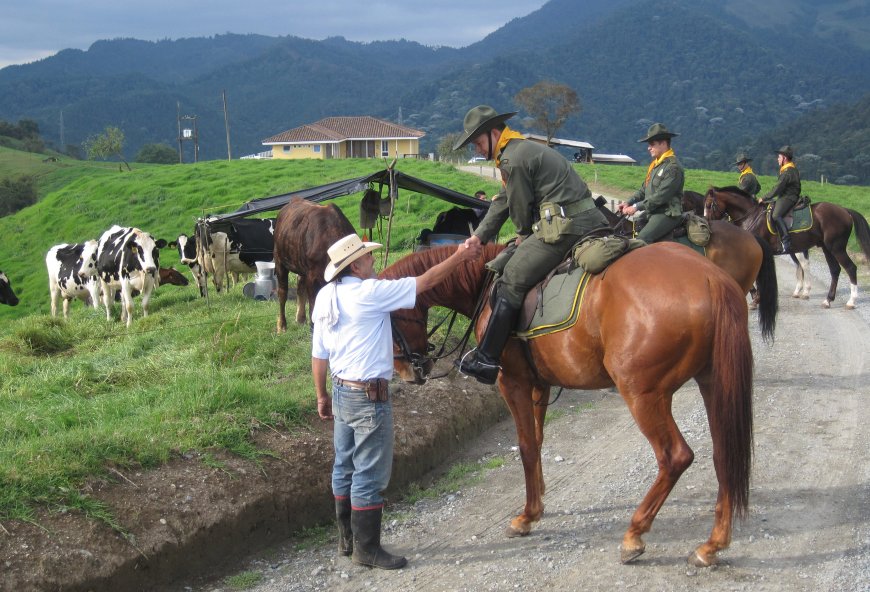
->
xmin=494 ymin=126 xmax=526 ymax=167
xmin=779 ymin=161 xmax=796 ymax=175
xmin=644 ymin=148 xmax=675 ymax=185
xmin=739 ymin=164 xmax=755 ymax=178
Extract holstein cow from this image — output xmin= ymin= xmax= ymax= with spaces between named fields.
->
xmin=96 ymin=225 xmax=167 ymax=327
xmin=45 ymin=240 xmax=100 ymax=317
xmin=168 ymin=232 xmax=208 ymax=297
xmin=273 ymin=197 xmax=355 ymax=331
xmin=0 ymin=270 xmax=19 ymax=306
xmin=196 ymin=218 xmax=276 ymax=295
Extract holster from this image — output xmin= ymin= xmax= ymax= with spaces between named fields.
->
xmin=366 ymin=378 xmax=389 ymax=402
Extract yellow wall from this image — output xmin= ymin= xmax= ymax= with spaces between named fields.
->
xmin=270 ymin=144 xmax=327 ymax=160
xmin=268 ymin=139 xmax=419 ymax=160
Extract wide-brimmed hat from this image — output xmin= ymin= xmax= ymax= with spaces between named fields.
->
xmin=637 ymin=123 xmax=679 ymax=143
xmin=733 ymin=152 xmax=752 ymax=166
xmin=775 ymin=145 xmax=794 ymax=160
xmin=324 ymin=234 xmax=382 ymax=282
xmin=453 ymin=105 xmax=517 ymax=150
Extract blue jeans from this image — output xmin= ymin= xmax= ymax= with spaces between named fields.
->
xmin=331 ymin=383 xmax=394 ymax=509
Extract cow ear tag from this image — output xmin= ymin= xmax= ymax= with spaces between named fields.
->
xmin=131 ymin=246 xmax=138 ymax=254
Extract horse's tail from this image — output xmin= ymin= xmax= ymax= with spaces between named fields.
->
xmin=753 ymin=235 xmax=778 ymax=343
xmin=846 ymin=208 xmax=870 ymax=262
xmin=709 ymin=276 xmax=754 ymax=519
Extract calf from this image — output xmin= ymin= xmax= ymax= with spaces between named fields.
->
xmin=45 ymin=241 xmax=100 ymax=317
xmin=159 ymin=266 xmax=189 ymax=287
xmin=96 ymin=225 xmax=167 ymax=327
xmin=273 ymin=197 xmax=354 ymax=331
xmin=0 ymin=270 xmax=19 ymax=306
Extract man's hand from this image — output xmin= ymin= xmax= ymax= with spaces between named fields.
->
xmin=622 ymin=205 xmax=639 ymax=216
xmin=459 ymin=235 xmax=483 ymax=260
xmin=317 ymin=396 xmax=333 ymax=420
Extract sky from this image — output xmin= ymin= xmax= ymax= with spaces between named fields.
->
xmin=1 ymin=0 xmax=549 ymax=69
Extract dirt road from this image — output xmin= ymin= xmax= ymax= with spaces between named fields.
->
xmin=189 ymin=257 xmax=870 ymax=592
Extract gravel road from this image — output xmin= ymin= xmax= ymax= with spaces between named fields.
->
xmin=188 ymin=254 xmax=870 ymax=592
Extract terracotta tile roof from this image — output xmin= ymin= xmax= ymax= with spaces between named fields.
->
xmin=263 ymin=116 xmax=424 ymax=144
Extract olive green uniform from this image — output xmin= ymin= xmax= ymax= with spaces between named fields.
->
xmin=626 ymin=154 xmax=684 ymax=242
xmin=474 ymin=138 xmax=608 ymax=308
xmin=762 ymin=165 xmax=801 ymax=218
xmin=738 ymin=170 xmax=761 ymax=197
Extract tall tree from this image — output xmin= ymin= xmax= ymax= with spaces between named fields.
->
xmin=437 ymin=132 xmax=469 ymax=163
xmin=514 ymin=81 xmax=580 ymax=143
xmin=83 ymin=126 xmax=131 ymax=170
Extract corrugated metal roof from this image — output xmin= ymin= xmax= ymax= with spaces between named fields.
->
xmin=263 ymin=116 xmax=425 ymax=144
xmin=526 ymin=133 xmax=594 ymax=150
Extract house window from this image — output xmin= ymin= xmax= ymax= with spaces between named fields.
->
xmin=314 ymin=145 xmax=321 ymax=153
xmin=381 ymin=140 xmax=389 ymax=157
xmin=283 ymin=146 xmax=291 ymax=153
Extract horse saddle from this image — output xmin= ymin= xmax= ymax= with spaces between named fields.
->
xmin=765 ymin=197 xmax=813 ymax=234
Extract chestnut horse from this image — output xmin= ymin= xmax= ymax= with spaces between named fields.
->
xmin=273 ymin=197 xmax=355 ymax=331
xmin=594 ymin=199 xmax=777 ymax=341
xmin=384 ymin=243 xmax=753 ymax=567
xmin=704 ymin=186 xmax=870 ymax=309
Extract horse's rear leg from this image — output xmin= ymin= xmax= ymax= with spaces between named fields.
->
xmin=532 ymin=384 xmax=550 ymax=498
xmin=824 ymin=245 xmax=858 ymax=309
xmin=791 ymin=252 xmax=811 ymax=299
xmin=619 ymin=391 xmax=694 ymax=564
xmin=499 ymin=372 xmax=545 ymax=537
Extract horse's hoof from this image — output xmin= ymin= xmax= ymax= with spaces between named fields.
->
xmin=792 ymin=294 xmax=801 ymax=299
xmin=801 ymin=295 xmax=811 ymax=301
xmin=687 ymin=549 xmax=718 ymax=568
xmin=505 ymin=525 xmax=530 ymax=538
xmin=846 ymin=304 xmax=856 ymax=310
xmin=822 ymin=301 xmax=831 ymax=308
xmin=620 ymin=545 xmax=645 ymax=564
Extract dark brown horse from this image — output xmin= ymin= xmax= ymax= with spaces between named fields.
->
xmin=384 ymin=243 xmax=753 ymax=567
xmin=273 ymin=197 xmax=355 ymax=331
xmin=705 ymin=186 xmax=870 ymax=309
xmin=594 ymin=199 xmax=778 ymax=340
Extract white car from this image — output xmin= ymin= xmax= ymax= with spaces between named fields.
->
xmin=467 ymin=156 xmax=487 ymax=164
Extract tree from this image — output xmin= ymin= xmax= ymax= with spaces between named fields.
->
xmin=83 ymin=126 xmax=131 ymax=170
xmin=514 ymin=81 xmax=580 ymax=144
xmin=135 ymin=143 xmax=178 ymax=164
xmin=437 ymin=132 xmax=469 ymax=163
xmin=0 ymin=175 xmax=37 ymax=217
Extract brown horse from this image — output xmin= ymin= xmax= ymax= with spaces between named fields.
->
xmin=704 ymin=186 xmax=870 ymax=309
xmin=594 ymin=199 xmax=778 ymax=341
xmin=384 ymin=243 xmax=753 ymax=567
xmin=273 ymin=197 xmax=355 ymax=331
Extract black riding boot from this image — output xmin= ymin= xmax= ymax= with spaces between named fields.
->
xmin=351 ymin=507 xmax=407 ymax=570
xmin=336 ymin=497 xmax=352 ymax=557
xmin=457 ymin=296 xmax=519 ymax=385
xmin=774 ymin=217 xmax=792 ymax=253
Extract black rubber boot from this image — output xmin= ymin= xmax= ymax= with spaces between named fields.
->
xmin=335 ymin=497 xmax=352 ymax=557
xmin=351 ymin=508 xmax=407 ymax=570
xmin=774 ymin=217 xmax=792 ymax=253
xmin=457 ymin=297 xmax=519 ymax=385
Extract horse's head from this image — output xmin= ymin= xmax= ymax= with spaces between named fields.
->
xmin=391 ymin=307 xmax=434 ymax=384
xmin=703 ymin=187 xmax=726 ymax=220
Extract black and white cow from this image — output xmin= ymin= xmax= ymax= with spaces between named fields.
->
xmin=96 ymin=225 xmax=167 ymax=326
xmin=168 ymin=232 xmax=207 ymax=296
xmin=45 ymin=241 xmax=100 ymax=318
xmin=0 ymin=270 xmax=19 ymax=306
xmin=207 ymin=218 xmax=276 ymax=293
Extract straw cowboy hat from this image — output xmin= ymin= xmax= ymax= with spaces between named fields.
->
xmin=775 ymin=145 xmax=794 ymax=160
xmin=453 ymin=105 xmax=517 ymax=150
xmin=733 ymin=152 xmax=753 ymax=166
xmin=324 ymin=234 xmax=382 ymax=282
xmin=637 ymin=122 xmax=679 ymax=143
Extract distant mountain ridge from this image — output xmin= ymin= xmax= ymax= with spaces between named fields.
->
xmin=1 ymin=0 xmax=868 ymax=183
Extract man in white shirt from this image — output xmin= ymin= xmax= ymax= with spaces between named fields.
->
xmin=312 ymin=233 xmax=478 ymax=570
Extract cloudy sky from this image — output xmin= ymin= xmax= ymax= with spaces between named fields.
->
xmin=1 ymin=0 xmax=548 ymax=69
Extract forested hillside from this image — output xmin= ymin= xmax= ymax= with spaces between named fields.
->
xmin=1 ymin=0 xmax=868 ymax=183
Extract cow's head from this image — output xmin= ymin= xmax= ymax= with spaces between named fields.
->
xmin=125 ymin=231 xmax=166 ymax=275
xmin=158 ymin=266 xmax=190 ymax=287
xmin=169 ymin=233 xmax=198 ymax=265
xmin=77 ymin=240 xmax=99 ymax=279
xmin=0 ymin=271 xmax=20 ymax=306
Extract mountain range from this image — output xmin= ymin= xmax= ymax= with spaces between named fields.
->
xmin=1 ymin=0 xmax=869 ymax=183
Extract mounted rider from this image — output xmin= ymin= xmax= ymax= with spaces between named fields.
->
xmin=453 ymin=105 xmax=609 ymax=385
xmin=734 ymin=152 xmax=761 ymax=197
xmin=618 ymin=123 xmax=685 ymax=243
xmin=760 ymin=145 xmax=801 ymax=253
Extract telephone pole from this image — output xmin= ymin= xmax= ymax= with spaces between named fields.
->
xmin=222 ymin=90 xmax=232 ymax=161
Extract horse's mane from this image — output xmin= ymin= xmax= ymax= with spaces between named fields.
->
xmin=381 ymin=243 xmax=505 ymax=312
xmin=711 ymin=185 xmax=756 ymax=205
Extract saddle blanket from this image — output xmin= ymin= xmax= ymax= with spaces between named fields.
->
xmin=516 ymin=267 xmax=592 ymax=340
xmin=766 ymin=202 xmax=813 ymax=234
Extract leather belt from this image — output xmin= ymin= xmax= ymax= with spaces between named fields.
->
xmin=334 ymin=377 xmax=374 ymax=390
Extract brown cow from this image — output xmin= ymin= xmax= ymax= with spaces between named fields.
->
xmin=273 ymin=197 xmax=355 ymax=332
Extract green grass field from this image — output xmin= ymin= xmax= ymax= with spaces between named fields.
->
xmin=1 ymin=152 xmax=868 ymax=527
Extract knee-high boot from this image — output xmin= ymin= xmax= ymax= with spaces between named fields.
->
xmin=773 ymin=217 xmax=792 ymax=253
xmin=335 ymin=497 xmax=352 ymax=557
xmin=351 ymin=507 xmax=407 ymax=570
xmin=457 ymin=296 xmax=519 ymax=385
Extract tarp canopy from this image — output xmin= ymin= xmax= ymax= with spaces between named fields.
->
xmin=205 ymin=169 xmax=488 ymax=223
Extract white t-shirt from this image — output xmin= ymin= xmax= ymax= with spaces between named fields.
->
xmin=311 ymin=275 xmax=417 ymax=381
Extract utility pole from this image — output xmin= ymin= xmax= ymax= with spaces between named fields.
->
xmin=222 ymin=90 xmax=232 ymax=161
xmin=59 ymin=110 xmax=65 ymax=150
xmin=177 ymin=102 xmax=199 ymax=163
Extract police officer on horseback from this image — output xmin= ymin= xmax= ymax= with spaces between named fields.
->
xmin=734 ymin=152 xmax=761 ymax=197
xmin=760 ymin=145 xmax=801 ymax=253
xmin=453 ymin=105 xmax=609 ymax=385
xmin=618 ymin=123 xmax=685 ymax=243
